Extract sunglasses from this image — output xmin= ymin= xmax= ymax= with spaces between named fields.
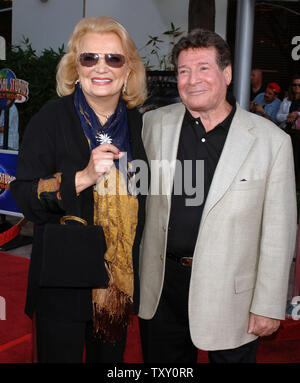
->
xmin=292 ymin=83 xmax=300 ymax=87
xmin=79 ymin=52 xmax=126 ymax=68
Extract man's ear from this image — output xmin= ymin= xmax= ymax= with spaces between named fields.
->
xmin=224 ymin=65 xmax=232 ymax=86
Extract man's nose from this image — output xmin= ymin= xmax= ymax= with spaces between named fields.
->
xmin=188 ymin=70 xmax=201 ymax=84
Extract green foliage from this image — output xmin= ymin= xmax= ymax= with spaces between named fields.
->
xmin=163 ymin=22 xmax=183 ymax=41
xmin=0 ymin=37 xmax=65 ymax=138
xmin=140 ymin=23 xmax=184 ymax=71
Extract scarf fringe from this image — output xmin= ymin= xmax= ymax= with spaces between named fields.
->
xmin=92 ymin=283 xmax=133 ymax=343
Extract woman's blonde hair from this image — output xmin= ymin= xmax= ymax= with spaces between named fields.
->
xmin=56 ymin=16 xmax=147 ymax=108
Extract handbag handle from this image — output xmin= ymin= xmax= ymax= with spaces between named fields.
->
xmin=60 ymin=215 xmax=88 ymax=226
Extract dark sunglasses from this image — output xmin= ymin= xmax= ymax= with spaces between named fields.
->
xmin=292 ymin=83 xmax=300 ymax=87
xmin=79 ymin=52 xmax=126 ymax=68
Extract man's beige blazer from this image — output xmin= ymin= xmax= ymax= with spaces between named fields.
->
xmin=138 ymin=102 xmax=297 ymax=351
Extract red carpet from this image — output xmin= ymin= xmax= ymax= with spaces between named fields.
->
xmin=124 ymin=316 xmax=300 ymax=363
xmin=0 ymin=253 xmax=33 ymax=363
xmin=1 ymin=251 xmax=300 ymax=363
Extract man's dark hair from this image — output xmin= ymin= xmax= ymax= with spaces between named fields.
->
xmin=288 ymin=73 xmax=300 ymax=101
xmin=171 ymin=28 xmax=232 ymax=71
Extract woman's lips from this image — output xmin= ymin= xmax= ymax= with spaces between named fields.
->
xmin=91 ymin=77 xmax=112 ymax=85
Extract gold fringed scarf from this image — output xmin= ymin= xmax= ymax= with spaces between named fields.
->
xmin=92 ymin=166 xmax=138 ymax=343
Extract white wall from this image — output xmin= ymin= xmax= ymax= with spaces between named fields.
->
xmin=12 ymin=0 xmax=83 ymax=53
xmin=85 ymin=0 xmax=189 ymax=68
xmin=12 ymin=0 xmax=228 ymax=68
xmin=86 ymin=0 xmax=189 ymax=50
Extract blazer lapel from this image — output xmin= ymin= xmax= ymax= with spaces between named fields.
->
xmin=161 ymin=103 xmax=186 ymax=205
xmin=200 ymin=105 xmax=256 ymax=227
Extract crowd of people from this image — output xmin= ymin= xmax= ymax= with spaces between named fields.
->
xmin=250 ymin=69 xmax=300 ymax=129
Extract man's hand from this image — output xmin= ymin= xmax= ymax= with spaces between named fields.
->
xmin=248 ymin=313 xmax=280 ymax=337
xmin=253 ymin=104 xmax=264 ymax=115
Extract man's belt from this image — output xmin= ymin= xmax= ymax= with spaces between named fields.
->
xmin=166 ymin=253 xmax=193 ymax=267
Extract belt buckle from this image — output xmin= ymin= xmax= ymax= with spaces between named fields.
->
xmin=180 ymin=257 xmax=193 ymax=267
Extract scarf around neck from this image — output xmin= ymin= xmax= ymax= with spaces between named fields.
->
xmin=74 ymin=83 xmax=138 ymax=343
xmin=74 ymin=82 xmax=132 ymax=160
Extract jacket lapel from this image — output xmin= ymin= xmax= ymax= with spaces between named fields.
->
xmin=200 ymin=104 xmax=256 ymax=228
xmin=160 ymin=103 xmax=186 ymax=205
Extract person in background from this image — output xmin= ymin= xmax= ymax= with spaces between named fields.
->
xmin=138 ymin=28 xmax=296 ymax=364
xmin=277 ymin=74 xmax=300 ymax=128
xmin=250 ymin=83 xmax=281 ymax=124
xmin=0 ymin=103 xmax=19 ymax=150
xmin=277 ymin=74 xmax=300 ymax=188
xmin=10 ymin=16 xmax=147 ymax=363
xmin=250 ymin=68 xmax=266 ymax=101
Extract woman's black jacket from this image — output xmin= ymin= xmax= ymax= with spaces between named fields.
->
xmin=10 ymin=94 xmax=148 ymax=322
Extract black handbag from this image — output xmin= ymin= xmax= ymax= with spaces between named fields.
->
xmin=39 ymin=215 xmax=109 ymax=288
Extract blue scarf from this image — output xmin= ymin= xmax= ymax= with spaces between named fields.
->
xmin=74 ymin=83 xmax=133 ymax=166
xmin=74 ymin=84 xmax=137 ymax=342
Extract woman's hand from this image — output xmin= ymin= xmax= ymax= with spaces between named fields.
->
xmin=287 ymin=111 xmax=299 ymax=122
xmin=75 ymin=143 xmax=121 ymax=193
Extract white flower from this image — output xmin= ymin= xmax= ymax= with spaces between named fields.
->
xmin=97 ymin=133 xmax=112 ymax=145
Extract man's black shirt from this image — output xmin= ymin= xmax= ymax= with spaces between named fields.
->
xmin=166 ymin=103 xmax=236 ymax=257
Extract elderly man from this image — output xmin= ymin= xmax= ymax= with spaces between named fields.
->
xmin=138 ymin=29 xmax=297 ymax=363
xmin=251 ymin=82 xmax=282 ymax=124
xmin=250 ymin=68 xmax=266 ymax=101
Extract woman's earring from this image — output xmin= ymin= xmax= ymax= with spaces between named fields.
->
xmin=122 ymin=80 xmax=127 ymax=94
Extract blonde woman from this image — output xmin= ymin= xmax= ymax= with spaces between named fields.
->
xmin=10 ymin=16 xmax=148 ymax=363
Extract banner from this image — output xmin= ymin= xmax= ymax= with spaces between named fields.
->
xmin=0 ymin=68 xmax=29 ymax=110
xmin=0 ymin=149 xmax=22 ymax=216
